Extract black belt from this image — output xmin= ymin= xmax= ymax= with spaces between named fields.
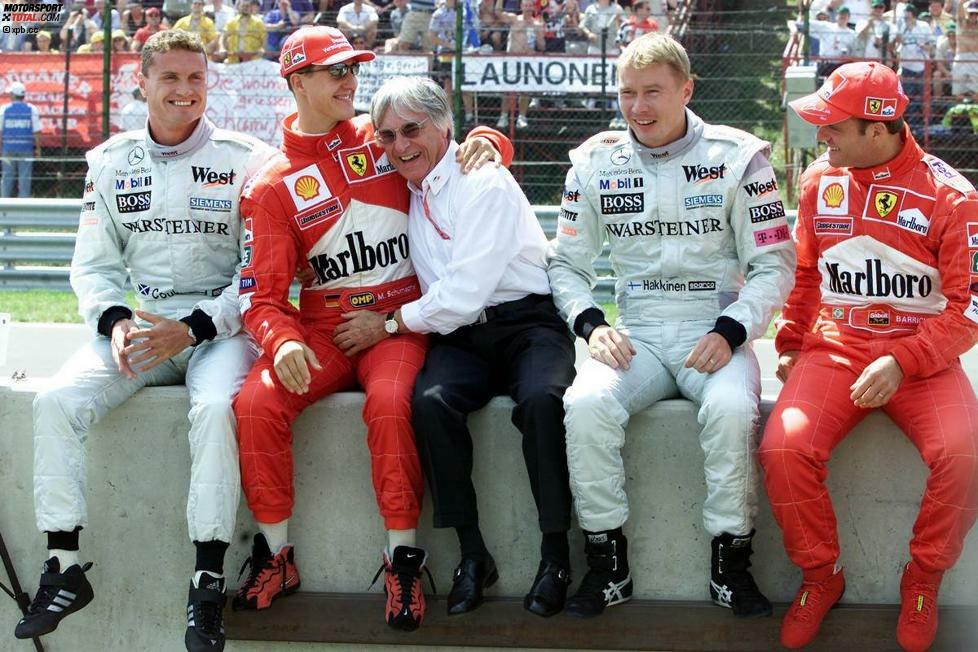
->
xmin=474 ymin=293 xmax=551 ymax=325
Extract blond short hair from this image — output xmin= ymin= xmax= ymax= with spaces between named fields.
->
xmin=141 ymin=30 xmax=206 ymax=75
xmin=618 ymin=33 xmax=691 ymax=81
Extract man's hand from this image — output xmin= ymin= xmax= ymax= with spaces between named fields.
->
xmin=776 ymin=350 xmax=801 ymax=384
xmin=334 ymin=310 xmax=387 ymax=357
xmin=122 ymin=310 xmax=196 ymax=373
xmin=456 ymin=137 xmax=501 ymax=174
xmin=273 ymin=339 xmax=322 ymax=394
xmin=684 ymin=332 xmax=732 ymax=374
xmin=294 ymin=260 xmax=315 ymax=286
xmin=110 ymin=318 xmax=139 ymax=379
xmin=850 ymin=354 xmax=904 ymax=409
xmin=587 ymin=325 xmax=636 ymax=370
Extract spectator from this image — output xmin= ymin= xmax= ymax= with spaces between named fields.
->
xmin=580 ymin=0 xmax=624 ymax=56
xmin=77 ymin=30 xmax=105 ymax=52
xmin=219 ymin=0 xmax=267 ymax=62
xmin=930 ymin=0 xmax=956 ymax=34
xmin=855 ymin=0 xmax=890 ymax=62
xmin=934 ymin=22 xmax=956 ymax=96
xmin=942 ymin=95 xmax=978 ymax=131
xmin=30 ymin=30 xmax=59 ymax=53
xmin=618 ymin=0 xmax=658 ymax=46
xmin=122 ymin=2 xmax=147 ymax=35
xmin=111 ymin=28 xmax=130 ymax=51
xmin=648 ymin=0 xmax=675 ymax=33
xmin=60 ymin=5 xmax=100 ymax=52
xmin=429 ymin=0 xmax=458 ymax=53
xmin=173 ymin=0 xmax=219 ymax=49
xmin=398 ymin=0 xmax=436 ymax=50
xmin=264 ymin=0 xmax=302 ymax=53
xmin=119 ymin=87 xmax=148 ymax=131
xmin=479 ymin=0 xmax=507 ymax=50
xmin=91 ymin=0 xmax=121 ymax=30
xmin=163 ymin=0 xmax=193 ymax=23
xmin=0 ymin=82 xmax=42 ymax=198
xmin=381 ymin=0 xmax=411 ymax=46
xmin=843 ymin=0 xmax=870 ymax=25
xmin=814 ymin=5 xmax=855 ymax=79
xmin=336 ymin=0 xmax=380 ymax=48
xmin=132 ymin=7 xmax=167 ymax=51
xmin=205 ymin=0 xmax=237 ymax=31
xmin=1 ymin=29 xmax=28 ymax=52
xmin=497 ymin=0 xmax=545 ymax=129
xmin=954 ymin=0 xmax=978 ymax=97
xmin=894 ymin=4 xmax=935 ymax=126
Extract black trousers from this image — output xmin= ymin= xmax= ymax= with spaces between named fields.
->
xmin=411 ymin=294 xmax=576 ymax=534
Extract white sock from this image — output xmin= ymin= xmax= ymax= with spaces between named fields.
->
xmin=387 ymin=528 xmax=417 ymax=557
xmin=192 ymin=570 xmax=224 ymax=588
xmin=50 ymin=548 xmax=80 ymax=570
xmin=258 ymin=519 xmax=289 ymax=554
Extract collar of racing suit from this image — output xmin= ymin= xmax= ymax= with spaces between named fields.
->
xmin=846 ymin=124 xmax=923 ymax=184
xmin=281 ymin=112 xmax=358 ymax=159
xmin=628 ymin=107 xmax=704 ymax=165
xmin=145 ymin=115 xmax=215 ymax=161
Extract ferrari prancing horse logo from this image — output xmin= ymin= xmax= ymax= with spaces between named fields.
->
xmin=874 ymin=191 xmax=898 ymax=218
xmin=346 ymin=153 xmax=368 ymax=177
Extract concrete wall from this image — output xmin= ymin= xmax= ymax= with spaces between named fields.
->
xmin=1 ymin=380 xmax=976 ymax=652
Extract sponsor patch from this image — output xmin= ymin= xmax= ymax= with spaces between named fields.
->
xmin=968 ymin=223 xmax=978 ymax=248
xmin=80 ymin=217 xmax=99 ymax=226
xmin=294 ymin=197 xmax=342 ymax=230
xmin=280 ymin=42 xmax=306 ymax=70
xmin=83 ymin=201 xmax=96 ymax=211
xmin=190 ymin=197 xmax=233 ymax=212
xmin=832 ymin=307 xmax=845 ymax=319
xmin=688 ymin=280 xmax=716 ymax=291
xmin=346 ymin=152 xmax=369 ymax=177
xmin=243 ymin=217 xmax=253 ymax=243
xmin=610 ymin=147 xmax=631 ymax=166
xmin=599 ymin=177 xmax=644 ymax=191
xmin=867 ymin=309 xmax=890 ymax=326
xmin=84 ymin=178 xmax=94 ymax=194
xmin=192 ymin=166 xmax=236 ymax=187
xmin=115 ymin=191 xmax=151 ymax=213
xmin=972 ymin=251 xmax=978 ymax=274
xmin=817 ymin=72 xmax=849 ymax=101
xmin=127 ymin=145 xmax=145 ymax=165
xmin=683 ymin=164 xmax=726 ymax=184
xmin=242 ymin=244 xmax=252 ymax=267
xmin=965 ymin=295 xmax=978 ymax=325
xmin=753 ymin=225 xmax=790 ymax=247
xmin=969 ymin=275 xmax=978 ymax=293
xmin=864 ymin=97 xmax=896 ymax=116
xmin=347 ymin=291 xmax=376 ymax=307
xmin=563 ymin=188 xmax=581 ymax=203
xmin=559 ymin=208 xmax=578 ymax=221
xmin=926 ymin=156 xmax=976 ymax=194
xmin=600 ymin=192 xmax=644 ymax=215
xmin=872 ymin=168 xmax=891 ymax=181
xmin=239 ymin=274 xmax=257 ymax=292
xmin=862 ymin=184 xmax=934 ymax=235
xmin=284 ymin=164 xmax=332 ymax=212
xmin=817 ymin=176 xmax=849 ymax=215
xmin=873 ymin=190 xmax=899 ymax=218
xmin=813 ymin=216 xmax=853 ymax=235
xmin=684 ymin=194 xmax=724 ymax=210
xmin=742 ymin=178 xmax=778 ymax=198
xmin=327 ymin=135 xmax=342 ymax=151
xmin=115 ymin=175 xmax=151 ymax=191
xmin=560 ymin=225 xmax=578 ymax=237
xmin=748 ymin=200 xmax=786 ymax=223
xmin=373 ymin=152 xmax=396 ymax=175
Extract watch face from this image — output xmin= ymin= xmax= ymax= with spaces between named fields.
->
xmin=385 ymin=320 xmax=398 ymax=334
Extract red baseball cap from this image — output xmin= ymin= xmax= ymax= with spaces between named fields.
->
xmin=789 ymin=61 xmax=909 ymax=125
xmin=279 ymin=26 xmax=375 ymax=77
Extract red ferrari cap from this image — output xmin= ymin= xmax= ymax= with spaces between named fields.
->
xmin=789 ymin=61 xmax=909 ymax=125
xmin=279 ymin=26 xmax=375 ymax=77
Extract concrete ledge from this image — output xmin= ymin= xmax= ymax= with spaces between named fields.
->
xmin=1 ymin=382 xmax=977 ymax=651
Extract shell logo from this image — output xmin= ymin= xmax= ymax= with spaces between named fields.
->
xmin=294 ymin=175 xmax=320 ymax=201
xmin=822 ymin=182 xmax=845 ymax=208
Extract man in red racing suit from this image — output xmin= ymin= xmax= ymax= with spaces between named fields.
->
xmin=759 ymin=61 xmax=978 ymax=652
xmin=230 ymin=26 xmax=512 ymax=632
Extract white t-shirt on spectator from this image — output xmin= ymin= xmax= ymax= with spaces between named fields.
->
xmin=856 ymin=16 xmax=890 ymax=60
xmin=205 ymin=3 xmax=237 ymax=31
xmin=815 ymin=22 xmax=856 ymax=59
xmin=337 ymin=2 xmax=379 ymax=29
xmin=845 ymin=1 xmax=872 ymax=24
xmin=898 ymin=22 xmax=934 ymax=73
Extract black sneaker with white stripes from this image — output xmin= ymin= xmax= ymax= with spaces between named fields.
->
xmin=14 ymin=557 xmax=94 ymax=639
xmin=185 ymin=571 xmax=227 ymax=652
xmin=564 ymin=530 xmax=633 ymax=619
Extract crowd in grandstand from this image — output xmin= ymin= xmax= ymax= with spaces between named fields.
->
xmin=1 ymin=0 xmax=678 ymax=60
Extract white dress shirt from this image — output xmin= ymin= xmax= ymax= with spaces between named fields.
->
xmin=400 ymin=140 xmax=552 ymax=335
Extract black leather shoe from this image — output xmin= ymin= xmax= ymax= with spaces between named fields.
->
xmin=523 ymin=560 xmax=571 ymax=618
xmin=447 ymin=556 xmax=498 ymax=615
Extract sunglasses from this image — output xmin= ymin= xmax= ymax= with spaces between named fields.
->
xmin=375 ymin=119 xmax=429 ymax=145
xmin=300 ymin=62 xmax=361 ymax=79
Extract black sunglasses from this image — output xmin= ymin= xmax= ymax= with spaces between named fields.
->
xmin=301 ymin=62 xmax=361 ymax=79
xmin=375 ymin=119 xmax=430 ymax=145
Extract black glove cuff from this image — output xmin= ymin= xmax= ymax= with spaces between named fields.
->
xmin=180 ymin=309 xmax=217 ymax=345
xmin=574 ymin=307 xmax=610 ymax=343
xmin=709 ymin=316 xmax=747 ymax=352
xmin=97 ymin=306 xmax=133 ymax=337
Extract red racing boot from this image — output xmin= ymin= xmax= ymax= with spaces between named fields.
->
xmin=232 ymin=533 xmax=300 ymax=610
xmin=371 ymin=545 xmax=434 ymax=631
xmin=897 ymin=561 xmax=944 ymax=652
xmin=780 ymin=564 xmax=845 ymax=649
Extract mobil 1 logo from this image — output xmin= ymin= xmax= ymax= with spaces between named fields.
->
xmin=600 ymin=192 xmax=645 ymax=215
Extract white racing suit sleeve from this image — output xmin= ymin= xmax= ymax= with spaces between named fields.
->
xmin=547 ymin=165 xmax=606 ymax=332
xmin=70 ymin=153 xmax=131 ymax=334
xmin=721 ymin=151 xmax=797 ymax=343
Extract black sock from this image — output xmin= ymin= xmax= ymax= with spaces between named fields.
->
xmin=194 ymin=540 xmax=229 ymax=575
xmin=541 ymin=531 xmax=570 ymax=567
xmin=46 ymin=527 xmax=80 ymax=551
xmin=455 ymin=523 xmax=489 ymax=561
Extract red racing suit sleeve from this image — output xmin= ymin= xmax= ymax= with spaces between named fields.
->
xmin=889 ymin=191 xmax=978 ymax=378
xmin=774 ymin=167 xmax=822 ymax=355
xmin=239 ymin=183 xmax=305 ymax=357
xmin=466 ymin=126 xmax=514 ymax=168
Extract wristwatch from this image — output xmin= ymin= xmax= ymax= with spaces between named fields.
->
xmin=384 ymin=311 xmax=399 ymax=335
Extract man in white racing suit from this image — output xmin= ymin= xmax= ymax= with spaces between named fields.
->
xmin=547 ymin=33 xmax=796 ymax=619
xmin=15 ymin=31 xmax=274 ymax=652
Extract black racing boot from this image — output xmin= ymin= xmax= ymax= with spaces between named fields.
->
xmin=710 ymin=530 xmax=772 ymax=618
xmin=14 ymin=557 xmax=94 ymax=639
xmin=564 ymin=530 xmax=632 ymax=619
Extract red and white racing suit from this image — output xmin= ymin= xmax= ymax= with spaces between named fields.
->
xmin=234 ymin=113 xmax=510 ymax=530
xmin=759 ymin=128 xmax=978 ymax=574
